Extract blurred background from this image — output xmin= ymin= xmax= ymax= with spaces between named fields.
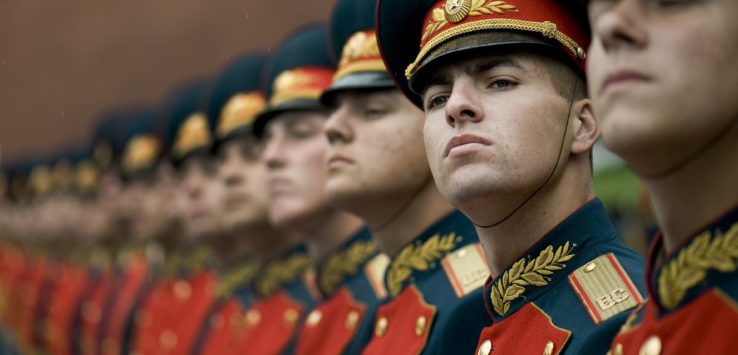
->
xmin=0 ymin=0 xmax=650 ymax=253
xmin=0 ymin=0 xmax=332 ymax=163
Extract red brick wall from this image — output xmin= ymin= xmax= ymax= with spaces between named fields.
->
xmin=0 ymin=0 xmax=335 ymax=163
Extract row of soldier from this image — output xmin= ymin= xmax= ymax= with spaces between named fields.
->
xmin=0 ymin=0 xmax=735 ymax=354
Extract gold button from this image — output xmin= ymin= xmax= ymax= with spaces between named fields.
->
xmin=415 ymin=315 xmax=427 ymax=336
xmin=543 ymin=340 xmax=554 ymax=355
xmin=283 ymin=308 xmax=299 ymax=327
xmin=613 ymin=343 xmax=624 ymax=355
xmin=577 ymin=47 xmax=587 ymax=59
xmin=638 ymin=335 xmax=661 ymax=355
xmin=306 ymin=310 xmax=322 ymax=327
xmin=584 ymin=262 xmax=597 ymax=273
xmin=478 ymin=339 xmax=492 ymax=355
xmin=640 ymin=335 xmax=661 ymax=355
xmin=345 ymin=310 xmax=360 ymax=330
xmin=174 ymin=280 xmax=192 ymax=300
xmin=159 ymin=330 xmax=178 ymax=349
xmin=245 ymin=309 xmax=261 ymax=327
xmin=375 ymin=316 xmax=388 ymax=337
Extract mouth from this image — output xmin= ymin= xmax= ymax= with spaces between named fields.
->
xmin=225 ymin=194 xmax=249 ymax=209
xmin=444 ymin=134 xmax=492 ymax=157
xmin=268 ymin=177 xmax=292 ymax=194
xmin=190 ymin=208 xmax=210 ymax=220
xmin=600 ymin=70 xmax=651 ymax=94
xmin=326 ymin=154 xmax=354 ymax=168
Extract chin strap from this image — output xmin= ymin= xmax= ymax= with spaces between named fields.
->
xmin=473 ymin=80 xmax=579 ymax=229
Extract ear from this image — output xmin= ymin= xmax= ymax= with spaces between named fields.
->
xmin=569 ymin=98 xmax=599 ymax=155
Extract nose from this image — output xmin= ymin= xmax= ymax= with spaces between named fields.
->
xmin=184 ymin=170 xmax=204 ymax=200
xmin=593 ymin=0 xmax=647 ymax=53
xmin=219 ymin=155 xmax=244 ymax=187
xmin=445 ymin=81 xmax=484 ymax=127
xmin=325 ymin=105 xmax=355 ymax=145
xmin=262 ymin=134 xmax=286 ymax=171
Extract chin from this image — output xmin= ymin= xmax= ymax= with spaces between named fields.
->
xmin=325 ymin=182 xmax=364 ymax=208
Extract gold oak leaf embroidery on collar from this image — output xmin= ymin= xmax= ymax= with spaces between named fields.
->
xmin=422 ymin=0 xmax=518 ymax=43
xmin=257 ymin=253 xmax=311 ymax=298
xmin=216 ymin=261 xmax=259 ymax=299
xmin=659 ymin=222 xmax=738 ymax=310
xmin=319 ymin=240 xmax=378 ymax=296
xmin=387 ymin=233 xmax=459 ymax=296
xmin=491 ymin=241 xmax=575 ymax=316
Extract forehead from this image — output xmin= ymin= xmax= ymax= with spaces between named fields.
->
xmin=418 ymin=51 xmax=545 ymax=88
xmin=264 ymin=111 xmax=326 ymax=134
xmin=334 ymin=88 xmax=401 ymax=105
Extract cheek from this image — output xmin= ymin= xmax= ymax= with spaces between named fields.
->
xmin=294 ymin=140 xmax=329 ymax=197
xmin=423 ymin=115 xmax=447 ymax=166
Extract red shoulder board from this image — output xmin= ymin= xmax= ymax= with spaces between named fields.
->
xmin=296 ymin=288 xmax=366 ymax=354
xmin=476 ymin=303 xmax=571 ymax=355
xmin=362 ymin=285 xmax=436 ymax=355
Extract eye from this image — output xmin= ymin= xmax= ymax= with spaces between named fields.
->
xmin=362 ymin=106 xmax=389 ymax=119
xmin=489 ymin=79 xmax=514 ymax=90
xmin=424 ymin=94 xmax=449 ymax=111
xmin=287 ymin=122 xmax=320 ymax=139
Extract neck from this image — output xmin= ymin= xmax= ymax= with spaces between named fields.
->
xmin=302 ymin=209 xmax=363 ymax=264
xmin=209 ymin=234 xmax=254 ymax=270
xmin=243 ymin=221 xmax=299 ymax=263
xmin=643 ymin=128 xmax=738 ymax=253
xmin=475 ymin=164 xmax=594 ymax=277
xmin=370 ymin=179 xmax=455 ymax=256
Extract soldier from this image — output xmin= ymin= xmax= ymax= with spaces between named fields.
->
xmin=584 ymin=0 xmax=738 ymax=353
xmin=376 ymin=0 xmax=647 ymax=353
xmin=317 ymin=0 xmax=492 ymax=353
xmin=191 ymin=53 xmax=294 ymax=355
xmin=128 ymin=80 xmax=218 ymax=355
xmin=241 ymin=26 xmax=367 ymax=355
xmin=89 ymin=107 xmax=164 ymax=355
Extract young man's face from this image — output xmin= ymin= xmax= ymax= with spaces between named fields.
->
xmin=262 ymin=111 xmax=331 ymax=230
xmin=177 ymin=156 xmax=224 ymax=241
xmin=421 ymin=52 xmax=582 ymax=211
xmin=587 ymin=0 xmax=738 ymax=175
xmin=126 ymin=173 xmax=176 ymax=241
xmin=324 ymin=89 xmax=430 ymax=212
xmin=216 ymin=138 xmax=271 ymax=231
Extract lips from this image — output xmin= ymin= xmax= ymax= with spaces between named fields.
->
xmin=225 ymin=194 xmax=249 ymax=208
xmin=326 ymin=153 xmax=354 ymax=168
xmin=444 ymin=134 xmax=492 ymax=157
xmin=600 ymin=69 xmax=651 ymax=94
xmin=268 ymin=177 xmax=292 ymax=194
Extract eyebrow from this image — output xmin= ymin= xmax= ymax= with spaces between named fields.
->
xmin=421 ymin=56 xmax=524 ymax=94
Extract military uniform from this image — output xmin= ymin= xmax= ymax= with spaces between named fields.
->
xmin=288 ymin=2 xmax=394 ymax=353
xmin=604 ymin=205 xmax=738 ymax=355
xmin=360 ymin=211 xmax=489 ymax=355
xmin=85 ymin=108 xmax=159 ymax=355
xmin=235 ymin=27 xmax=336 ymax=354
xmin=375 ymin=0 xmax=648 ymax=353
xmin=295 ymin=228 xmax=389 ymax=355
xmin=189 ymin=53 xmax=268 ymax=355
xmin=471 ymin=200 xmax=643 ymax=354
xmin=193 ymin=260 xmax=258 ymax=355
xmin=235 ymin=245 xmax=318 ymax=355
xmin=125 ymin=83 xmax=219 ymax=355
